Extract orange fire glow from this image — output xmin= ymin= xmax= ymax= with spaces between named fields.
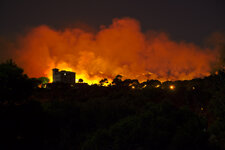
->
xmin=13 ymin=18 xmax=218 ymax=84
xmin=45 ymin=62 xmax=101 ymax=84
xmin=169 ymin=85 xmax=175 ymax=90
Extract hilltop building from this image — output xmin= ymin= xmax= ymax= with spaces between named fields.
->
xmin=52 ymin=68 xmax=76 ymax=84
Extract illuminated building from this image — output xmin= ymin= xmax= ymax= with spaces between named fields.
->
xmin=52 ymin=68 xmax=76 ymax=84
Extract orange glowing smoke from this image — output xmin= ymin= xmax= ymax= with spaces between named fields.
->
xmin=14 ymin=18 xmax=217 ymax=84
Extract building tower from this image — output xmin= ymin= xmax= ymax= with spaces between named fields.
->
xmin=52 ymin=68 xmax=76 ymax=84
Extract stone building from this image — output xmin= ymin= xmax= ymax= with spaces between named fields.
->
xmin=52 ymin=68 xmax=76 ymax=84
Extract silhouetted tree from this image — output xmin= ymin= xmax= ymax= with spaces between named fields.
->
xmin=99 ymin=78 xmax=108 ymax=86
xmin=0 ymin=59 xmax=224 ymax=150
xmin=78 ymin=78 xmax=84 ymax=83
xmin=0 ymin=59 xmax=39 ymax=104
xmin=145 ymin=79 xmax=161 ymax=87
xmin=208 ymin=83 xmax=225 ymax=149
xmin=82 ymin=102 xmax=212 ymax=150
xmin=112 ymin=75 xmax=123 ymax=87
xmin=37 ymin=77 xmax=49 ymax=88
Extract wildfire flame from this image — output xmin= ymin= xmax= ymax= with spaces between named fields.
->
xmin=13 ymin=18 xmax=218 ymax=84
xmin=45 ymin=62 xmax=101 ymax=84
xmin=169 ymin=85 xmax=175 ymax=90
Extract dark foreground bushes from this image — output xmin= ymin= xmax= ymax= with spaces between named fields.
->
xmin=0 ymin=60 xmax=225 ymax=150
xmin=82 ymin=102 xmax=215 ymax=150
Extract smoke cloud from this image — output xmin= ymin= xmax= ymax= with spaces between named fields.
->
xmin=7 ymin=18 xmax=219 ymax=83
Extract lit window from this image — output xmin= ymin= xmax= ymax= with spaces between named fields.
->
xmin=64 ymin=73 xmax=66 ymax=76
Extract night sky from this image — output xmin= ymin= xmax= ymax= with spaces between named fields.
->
xmin=0 ymin=0 xmax=225 ymax=44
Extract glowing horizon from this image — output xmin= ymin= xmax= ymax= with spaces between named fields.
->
xmin=12 ymin=18 xmax=219 ymax=83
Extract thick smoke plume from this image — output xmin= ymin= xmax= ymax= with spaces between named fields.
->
xmin=12 ymin=18 xmax=218 ymax=83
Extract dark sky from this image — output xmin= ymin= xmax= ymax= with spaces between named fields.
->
xmin=0 ymin=0 xmax=225 ymax=44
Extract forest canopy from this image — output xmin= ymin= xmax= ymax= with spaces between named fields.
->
xmin=0 ymin=60 xmax=225 ymax=150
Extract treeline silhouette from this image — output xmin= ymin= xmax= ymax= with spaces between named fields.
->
xmin=0 ymin=60 xmax=225 ymax=150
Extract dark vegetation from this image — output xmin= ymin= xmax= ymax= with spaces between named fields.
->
xmin=0 ymin=60 xmax=225 ymax=150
